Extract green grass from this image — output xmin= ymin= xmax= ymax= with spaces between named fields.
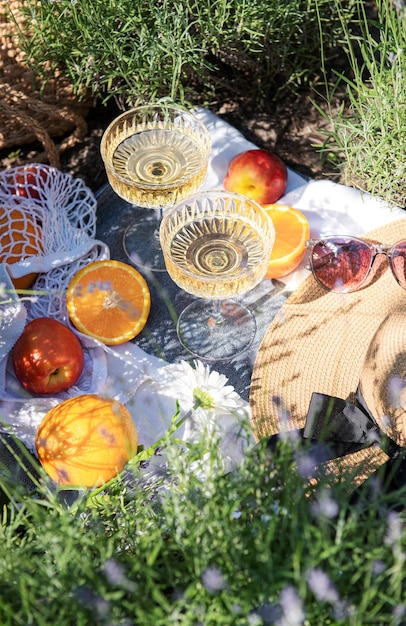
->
xmin=10 ymin=0 xmax=355 ymax=106
xmin=315 ymin=0 xmax=406 ymax=207
xmin=0 ymin=424 xmax=404 ymax=625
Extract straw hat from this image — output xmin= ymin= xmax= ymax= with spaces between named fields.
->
xmin=250 ymin=218 xmax=406 ymax=486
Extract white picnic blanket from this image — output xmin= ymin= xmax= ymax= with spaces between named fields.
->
xmin=0 ymin=107 xmax=403 ymax=468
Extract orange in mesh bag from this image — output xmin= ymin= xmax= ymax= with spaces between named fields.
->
xmin=0 ymin=204 xmax=43 ymax=289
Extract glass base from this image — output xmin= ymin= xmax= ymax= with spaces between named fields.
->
xmin=123 ymin=211 xmax=167 ymax=273
xmin=177 ymin=299 xmax=256 ymax=361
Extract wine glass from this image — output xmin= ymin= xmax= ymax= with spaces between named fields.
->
xmin=159 ymin=191 xmax=275 ymax=361
xmin=100 ymin=104 xmax=212 ymax=272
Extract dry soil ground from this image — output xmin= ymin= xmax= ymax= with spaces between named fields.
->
xmin=0 ymin=87 xmax=340 ymax=195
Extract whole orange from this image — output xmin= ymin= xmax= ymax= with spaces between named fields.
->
xmin=35 ymin=394 xmax=138 ymax=487
xmin=0 ymin=206 xmax=43 ymax=289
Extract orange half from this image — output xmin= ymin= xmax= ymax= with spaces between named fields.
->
xmin=263 ymin=204 xmax=310 ymax=279
xmin=66 ymin=260 xmax=151 ymax=344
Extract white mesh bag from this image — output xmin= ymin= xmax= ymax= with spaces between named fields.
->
xmin=0 ymin=163 xmax=106 ymax=295
xmin=0 ymin=164 xmax=112 ymax=403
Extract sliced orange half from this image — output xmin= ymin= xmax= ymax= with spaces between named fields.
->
xmin=66 ymin=260 xmax=151 ymax=345
xmin=263 ymin=204 xmax=310 ymax=279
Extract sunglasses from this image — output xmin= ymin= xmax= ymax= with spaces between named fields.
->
xmin=306 ymin=235 xmax=406 ymax=293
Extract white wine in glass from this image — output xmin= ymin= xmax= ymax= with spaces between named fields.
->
xmin=160 ymin=191 xmax=275 ymax=360
xmin=100 ymin=104 xmax=211 ymax=272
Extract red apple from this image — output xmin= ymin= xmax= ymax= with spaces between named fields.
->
xmin=10 ymin=165 xmax=52 ymax=200
xmin=224 ymin=149 xmax=288 ymax=205
xmin=12 ymin=318 xmax=84 ymax=394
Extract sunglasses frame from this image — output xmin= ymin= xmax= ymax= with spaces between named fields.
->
xmin=305 ymin=235 xmax=406 ymax=293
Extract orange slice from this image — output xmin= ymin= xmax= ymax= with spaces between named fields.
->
xmin=66 ymin=260 xmax=150 ymax=344
xmin=263 ymin=204 xmax=310 ymax=279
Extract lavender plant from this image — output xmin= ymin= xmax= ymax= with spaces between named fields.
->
xmin=10 ymin=0 xmax=355 ymax=107
xmin=0 ymin=422 xmax=404 ymax=625
xmin=316 ymin=0 xmax=406 ymax=207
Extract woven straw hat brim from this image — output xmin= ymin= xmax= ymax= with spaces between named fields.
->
xmin=250 ymin=218 xmax=406 ymax=482
xmin=360 ymin=301 xmax=406 ymax=447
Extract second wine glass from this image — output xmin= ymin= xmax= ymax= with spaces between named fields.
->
xmin=160 ymin=191 xmax=275 ymax=361
xmin=100 ymin=104 xmax=211 ymax=272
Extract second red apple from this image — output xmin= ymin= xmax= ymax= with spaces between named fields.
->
xmin=224 ymin=149 xmax=287 ymax=205
xmin=10 ymin=164 xmax=52 ymax=200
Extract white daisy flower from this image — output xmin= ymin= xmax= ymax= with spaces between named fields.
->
xmin=161 ymin=359 xmax=246 ymax=416
xmin=156 ymin=360 xmax=252 ymax=471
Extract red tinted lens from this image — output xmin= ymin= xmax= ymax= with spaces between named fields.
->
xmin=310 ymin=237 xmax=373 ymax=292
xmin=390 ymin=241 xmax=406 ymax=289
